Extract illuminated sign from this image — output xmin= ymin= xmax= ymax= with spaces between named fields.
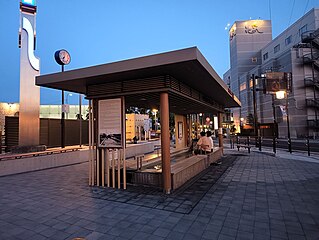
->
xmin=245 ymin=21 xmax=263 ymax=34
xmin=229 ymin=24 xmax=236 ymax=41
xmin=21 ymin=0 xmax=36 ymax=6
xmin=22 ymin=17 xmax=40 ymax=71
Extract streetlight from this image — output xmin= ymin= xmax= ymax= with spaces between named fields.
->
xmin=66 ymin=93 xmax=72 ymax=104
xmin=275 ymin=90 xmax=291 ymax=153
xmin=65 ymin=93 xmax=72 ymax=119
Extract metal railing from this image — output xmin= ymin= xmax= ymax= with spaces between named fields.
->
xmin=231 ymin=136 xmax=318 ymax=156
xmin=306 ymin=99 xmax=319 ymax=108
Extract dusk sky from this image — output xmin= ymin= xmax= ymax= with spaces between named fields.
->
xmin=1 ymin=0 xmax=318 ymax=105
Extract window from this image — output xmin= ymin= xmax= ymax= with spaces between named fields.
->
xmin=285 ymin=35 xmax=292 ymax=45
xmin=263 ymin=52 xmax=268 ymax=61
xmin=240 ymin=82 xmax=246 ymax=91
xmin=274 ymin=44 xmax=280 ymax=53
xmin=249 ymin=79 xmax=253 ymax=88
xmin=299 ymin=24 xmax=308 ymax=36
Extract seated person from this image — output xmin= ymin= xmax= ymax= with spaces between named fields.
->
xmin=196 ymin=131 xmax=212 ymax=154
xmin=206 ymin=131 xmax=214 ymax=152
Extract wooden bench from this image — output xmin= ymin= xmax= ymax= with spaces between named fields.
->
xmin=237 ymin=144 xmax=251 ymax=153
xmin=154 ymin=145 xmax=161 ymax=156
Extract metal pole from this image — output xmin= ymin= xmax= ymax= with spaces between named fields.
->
xmin=252 ymin=74 xmax=258 ymax=147
xmin=61 ymin=65 xmax=65 ymax=148
xmin=272 ymin=95 xmax=277 ymax=154
xmin=286 ymin=93 xmax=292 ymax=153
xmin=88 ymin=100 xmax=92 ymax=186
xmin=79 ymin=94 xmax=82 ymax=147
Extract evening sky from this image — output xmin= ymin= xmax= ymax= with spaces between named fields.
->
xmin=0 ymin=0 xmax=318 ymax=104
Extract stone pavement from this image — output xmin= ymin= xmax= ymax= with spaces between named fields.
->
xmin=0 ymin=150 xmax=319 ymax=240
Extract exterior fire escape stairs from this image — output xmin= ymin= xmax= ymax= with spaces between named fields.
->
xmin=302 ymin=29 xmax=319 ymax=130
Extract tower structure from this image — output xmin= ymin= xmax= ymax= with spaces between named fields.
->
xmin=224 ymin=20 xmax=272 ymax=131
xmin=19 ymin=0 xmax=40 ymax=146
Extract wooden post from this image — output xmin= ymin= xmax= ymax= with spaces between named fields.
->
xmin=97 ymin=149 xmax=100 ymax=186
xmin=218 ymin=112 xmax=224 ymax=151
xmin=112 ymin=149 xmax=115 ymax=188
xmin=117 ymin=149 xmax=121 ymax=189
xmin=101 ymin=149 xmax=105 ymax=187
xmin=106 ymin=149 xmax=110 ymax=187
xmin=123 ymin=149 xmax=126 ymax=189
xmin=160 ymin=92 xmax=171 ymax=194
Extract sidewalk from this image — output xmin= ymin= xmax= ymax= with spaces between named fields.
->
xmin=0 ymin=150 xmax=318 ymax=239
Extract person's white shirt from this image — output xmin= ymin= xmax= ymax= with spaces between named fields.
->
xmin=209 ymin=137 xmax=214 ymax=151
xmin=197 ymin=136 xmax=212 ymax=152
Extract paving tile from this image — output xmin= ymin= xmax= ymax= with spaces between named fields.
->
xmin=0 ymin=152 xmax=318 ymax=240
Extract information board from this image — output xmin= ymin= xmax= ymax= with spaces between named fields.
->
xmin=98 ymin=98 xmax=123 ymax=148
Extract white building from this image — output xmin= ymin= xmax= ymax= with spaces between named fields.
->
xmin=224 ymin=8 xmax=319 ymax=138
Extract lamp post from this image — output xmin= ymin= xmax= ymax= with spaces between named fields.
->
xmin=66 ymin=93 xmax=72 ymax=104
xmin=65 ymin=93 xmax=72 ymax=119
xmin=79 ymin=94 xmax=82 ymax=147
xmin=276 ymin=90 xmax=291 ymax=153
xmin=271 ymin=94 xmax=277 ymax=153
xmin=252 ymin=74 xmax=258 ymax=146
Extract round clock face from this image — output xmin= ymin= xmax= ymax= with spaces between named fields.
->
xmin=59 ymin=50 xmax=71 ymax=65
xmin=55 ymin=49 xmax=71 ymax=65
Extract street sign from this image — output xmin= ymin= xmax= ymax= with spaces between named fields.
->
xmin=264 ymin=72 xmax=292 ymax=94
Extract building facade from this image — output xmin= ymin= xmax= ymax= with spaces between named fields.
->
xmin=224 ymin=8 xmax=319 ymax=139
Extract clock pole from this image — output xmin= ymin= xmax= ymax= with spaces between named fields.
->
xmin=54 ymin=50 xmax=71 ymax=149
xmin=61 ymin=64 xmax=65 ymax=148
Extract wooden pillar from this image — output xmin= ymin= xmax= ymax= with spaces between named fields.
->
xmin=188 ymin=115 xmax=192 ymax=147
xmin=160 ymin=92 xmax=171 ymax=194
xmin=218 ymin=112 xmax=224 ymax=150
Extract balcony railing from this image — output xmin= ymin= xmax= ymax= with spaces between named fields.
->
xmin=306 ymin=99 xmax=319 ymax=108
xmin=307 ymin=119 xmax=319 ymax=129
xmin=301 ymin=29 xmax=319 ymax=43
xmin=304 ymin=77 xmax=319 ymax=88
xmin=303 ymin=52 xmax=319 ymax=64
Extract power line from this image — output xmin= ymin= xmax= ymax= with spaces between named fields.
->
xmin=268 ymin=0 xmax=272 ymax=21
xmin=288 ymin=0 xmax=296 ymax=27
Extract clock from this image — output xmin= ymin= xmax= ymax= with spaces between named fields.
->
xmin=54 ymin=49 xmax=71 ymax=65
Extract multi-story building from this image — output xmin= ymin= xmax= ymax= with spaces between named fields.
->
xmin=224 ymin=8 xmax=319 ymax=139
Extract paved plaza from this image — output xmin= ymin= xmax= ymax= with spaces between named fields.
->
xmin=0 ymin=150 xmax=319 ymax=240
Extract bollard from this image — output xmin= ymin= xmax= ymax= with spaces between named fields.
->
xmin=306 ymin=138 xmax=310 ymax=156
xmin=259 ymin=136 xmax=262 ymax=151
xmin=273 ymin=136 xmax=276 ymax=154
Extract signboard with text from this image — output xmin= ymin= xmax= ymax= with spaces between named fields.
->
xmin=98 ymin=98 xmax=123 ymax=148
xmin=264 ymin=72 xmax=292 ymax=94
